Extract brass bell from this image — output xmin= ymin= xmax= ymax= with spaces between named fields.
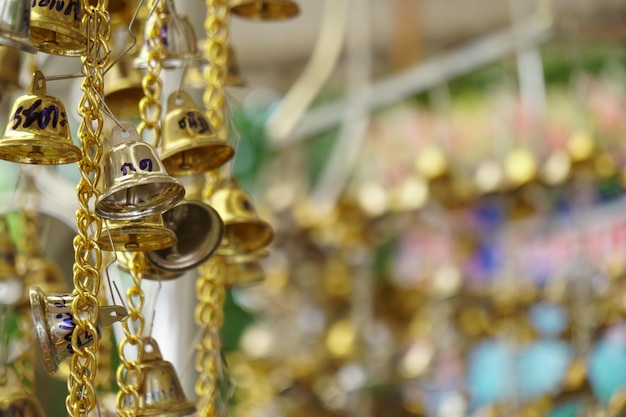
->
xmin=0 ymin=215 xmax=21 ymax=305
xmin=224 ymin=249 xmax=269 ymax=287
xmin=0 ymin=70 xmax=82 ymax=165
xmin=29 ymin=286 xmax=127 ymax=374
xmin=146 ymin=200 xmax=224 ymax=274
xmin=210 ymin=178 xmax=273 ymax=256
xmin=103 ymin=57 xmax=144 ymax=122
xmin=185 ymin=45 xmax=246 ymax=89
xmin=96 ymin=122 xmax=185 ymax=221
xmin=15 ymin=255 xmax=67 ymax=309
xmin=98 ymin=214 xmax=177 ymax=252
xmin=133 ymin=0 xmax=206 ymax=70
xmin=30 ymin=0 xmax=86 ymax=56
xmin=121 ymin=337 xmax=196 ymax=417
xmin=230 ymin=0 xmax=300 ymax=20
xmin=161 ymin=91 xmax=234 ymax=176
xmin=117 ymin=250 xmax=182 ymax=280
xmin=0 ymin=0 xmax=37 ymax=53
xmin=0 ymin=371 xmax=48 ymax=417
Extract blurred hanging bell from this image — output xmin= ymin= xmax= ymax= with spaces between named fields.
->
xmin=224 ymin=249 xmax=269 ymax=287
xmin=0 ymin=215 xmax=21 ymax=305
xmin=133 ymin=0 xmax=206 ymax=70
xmin=161 ymin=91 xmax=234 ymax=176
xmin=96 ymin=122 xmax=185 ymax=221
xmin=0 ymin=0 xmax=37 ymax=53
xmin=184 ymin=44 xmax=246 ymax=89
xmin=30 ymin=0 xmax=86 ymax=56
xmin=0 ymin=370 xmax=48 ymax=417
xmin=0 ymin=45 xmax=22 ymax=94
xmin=230 ymin=0 xmax=300 ymax=20
xmin=210 ymin=178 xmax=273 ymax=256
xmin=121 ymin=337 xmax=196 ymax=417
xmin=98 ymin=214 xmax=177 ymax=252
xmin=0 ymin=70 xmax=82 ymax=165
xmin=103 ymin=56 xmax=144 ymax=122
xmin=146 ymin=200 xmax=224 ymax=274
xmin=29 ymin=286 xmax=127 ymax=374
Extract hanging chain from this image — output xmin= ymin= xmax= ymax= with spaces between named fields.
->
xmin=116 ymin=252 xmax=146 ymax=417
xmin=195 ymin=256 xmax=226 ymax=417
xmin=96 ymin=296 xmax=114 ymax=393
xmin=66 ymin=1 xmax=110 ymax=416
xmin=203 ymin=0 xmax=230 ymax=141
xmin=137 ymin=0 xmax=165 ymax=147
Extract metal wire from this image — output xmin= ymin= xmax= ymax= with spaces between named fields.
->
xmin=66 ymin=0 xmax=111 ymax=415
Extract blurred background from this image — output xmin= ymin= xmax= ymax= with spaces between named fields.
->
xmin=3 ymin=0 xmax=626 ymax=417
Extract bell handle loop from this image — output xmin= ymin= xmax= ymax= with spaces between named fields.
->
xmin=168 ymin=91 xmax=192 ymax=109
xmin=31 ymin=70 xmax=47 ymax=96
xmin=142 ymin=337 xmax=163 ymax=360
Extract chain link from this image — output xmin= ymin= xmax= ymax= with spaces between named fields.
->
xmin=66 ymin=1 xmax=110 ymax=416
xmin=195 ymin=256 xmax=226 ymax=417
xmin=137 ymin=0 xmax=165 ymax=148
xmin=116 ymin=252 xmax=146 ymax=417
xmin=203 ymin=0 xmax=230 ymax=141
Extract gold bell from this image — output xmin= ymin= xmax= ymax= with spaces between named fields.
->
xmin=0 ymin=0 xmax=37 ymax=53
xmin=117 ymin=250 xmax=182 ymax=280
xmin=133 ymin=0 xmax=206 ymax=70
xmin=15 ymin=255 xmax=67 ymax=309
xmin=103 ymin=57 xmax=144 ymax=122
xmin=99 ymin=214 xmax=177 ymax=252
xmin=230 ymin=0 xmax=300 ymax=20
xmin=224 ymin=249 xmax=269 ymax=287
xmin=121 ymin=337 xmax=196 ymax=417
xmin=30 ymin=0 xmax=86 ymax=56
xmin=96 ymin=123 xmax=185 ymax=221
xmin=0 ymin=70 xmax=82 ymax=165
xmin=161 ymin=91 xmax=234 ymax=176
xmin=210 ymin=178 xmax=274 ymax=256
xmin=29 ymin=286 xmax=127 ymax=374
xmin=185 ymin=45 xmax=246 ymax=89
xmin=146 ymin=200 xmax=224 ymax=274
xmin=0 ymin=371 xmax=48 ymax=417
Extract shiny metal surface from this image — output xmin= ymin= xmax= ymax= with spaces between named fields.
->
xmin=146 ymin=200 xmax=224 ymax=274
xmin=30 ymin=0 xmax=86 ymax=56
xmin=231 ymin=0 xmax=300 ymax=20
xmin=0 ymin=0 xmax=37 ymax=53
xmin=160 ymin=91 xmax=234 ymax=176
xmin=98 ymin=214 xmax=177 ymax=252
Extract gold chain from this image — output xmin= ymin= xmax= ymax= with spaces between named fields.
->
xmin=203 ymin=0 xmax=230 ymax=140
xmin=196 ymin=2 xmax=230 ymax=415
xmin=195 ymin=255 xmax=226 ymax=417
xmin=137 ymin=0 xmax=165 ymax=147
xmin=115 ymin=252 xmax=146 ymax=417
xmin=66 ymin=0 xmax=110 ymax=415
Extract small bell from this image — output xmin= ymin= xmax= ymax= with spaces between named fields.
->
xmin=95 ymin=122 xmax=185 ymax=221
xmin=30 ymin=0 xmax=86 ymax=56
xmin=98 ymin=214 xmax=177 ymax=252
xmin=0 ymin=0 xmax=37 ymax=53
xmin=121 ymin=337 xmax=196 ymax=417
xmin=224 ymin=249 xmax=269 ymax=287
xmin=117 ymin=250 xmax=182 ymax=281
xmin=0 ymin=370 xmax=48 ymax=417
xmin=30 ymin=286 xmax=127 ymax=374
xmin=103 ymin=57 xmax=144 ymax=122
xmin=185 ymin=45 xmax=246 ymax=89
xmin=133 ymin=0 xmax=206 ymax=70
xmin=146 ymin=200 xmax=224 ymax=274
xmin=160 ymin=91 xmax=234 ymax=176
xmin=210 ymin=178 xmax=273 ymax=256
xmin=230 ymin=0 xmax=300 ymax=20
xmin=15 ymin=255 xmax=67 ymax=309
xmin=0 ymin=70 xmax=82 ymax=165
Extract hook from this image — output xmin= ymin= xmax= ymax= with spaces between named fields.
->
xmin=103 ymin=0 xmax=150 ymax=76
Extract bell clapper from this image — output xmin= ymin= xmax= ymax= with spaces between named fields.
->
xmin=125 ymin=234 xmax=139 ymax=250
xmin=28 ymin=145 xmax=44 ymax=159
xmin=125 ymin=187 xmax=138 ymax=209
xmin=42 ymin=30 xmax=58 ymax=46
xmin=180 ymin=150 xmax=191 ymax=170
